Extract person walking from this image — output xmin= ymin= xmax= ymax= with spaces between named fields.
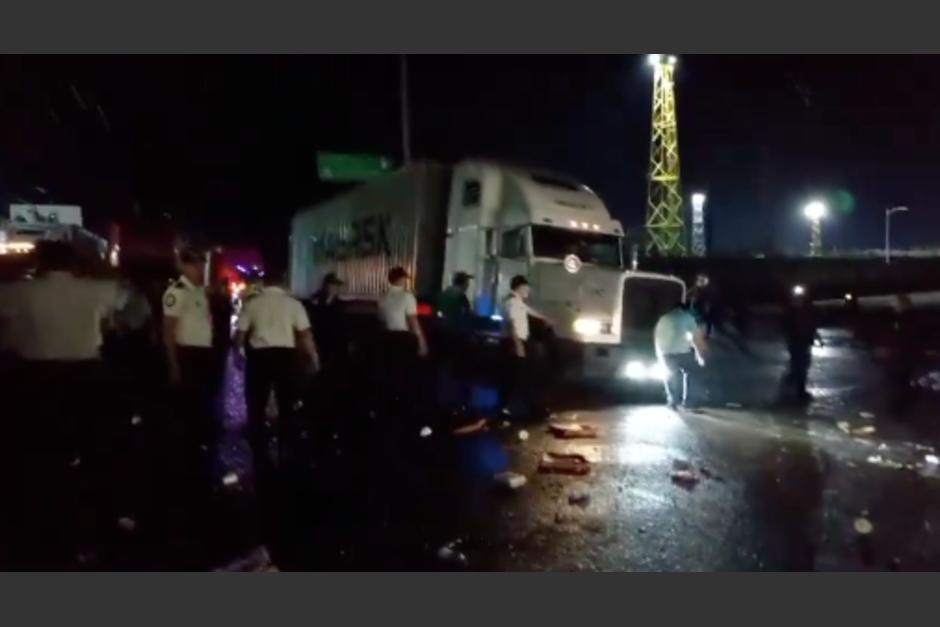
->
xmin=377 ymin=266 xmax=428 ymax=422
xmin=162 ymin=248 xmax=218 ymax=482
xmin=780 ymin=286 xmax=820 ymax=404
xmin=234 ymin=266 xmax=319 ymax=484
xmin=499 ymin=275 xmax=551 ymax=419
xmin=435 ymin=271 xmax=474 ymax=416
xmin=0 ymin=241 xmax=124 ymax=566
xmin=654 ymin=299 xmax=706 ymax=410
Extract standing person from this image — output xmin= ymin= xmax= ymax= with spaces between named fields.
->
xmin=435 ymin=271 xmax=474 ymax=415
xmin=654 ymin=299 xmax=706 ymax=410
xmin=0 ymin=241 xmax=123 ymax=566
xmin=234 ymin=267 xmax=318 ymax=499
xmin=780 ymin=286 xmax=820 ymax=404
xmin=884 ymin=294 xmax=922 ymax=412
xmin=162 ymin=248 xmax=217 ymax=476
xmin=377 ymin=266 xmax=428 ymax=422
xmin=305 ymin=273 xmax=347 ymax=374
xmin=500 ymin=275 xmax=552 ymax=419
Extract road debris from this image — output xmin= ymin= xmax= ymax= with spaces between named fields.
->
xmin=670 ymin=469 xmax=700 ymax=489
xmin=837 ymin=421 xmax=851 ymax=434
xmin=859 ymin=411 xmax=876 ymax=419
xmin=117 ymin=517 xmax=137 ymax=533
xmin=213 ymin=545 xmax=276 ymax=572
xmin=419 ymin=426 xmax=433 ymax=438
xmin=853 ymin=425 xmax=876 ymax=436
xmin=854 ymin=517 xmax=874 ymax=535
xmin=926 ymin=454 xmax=939 ymax=465
xmin=548 ymin=422 xmax=598 ymax=439
xmin=866 ymin=454 xmax=905 ymax=469
xmin=436 ymin=541 xmax=468 ymax=568
xmin=453 ymin=418 xmax=488 ymax=435
xmin=725 ymin=402 xmax=743 ymax=408
xmin=222 ymin=472 xmax=240 ymax=487
xmin=70 ymin=456 xmax=81 ymax=468
xmin=130 ymin=415 xmax=143 ymax=426
xmin=493 ymin=471 xmax=527 ymax=490
xmin=568 ymin=491 xmax=591 ymax=507
xmin=538 ymin=452 xmax=591 ymax=476
xmin=517 ymin=430 xmax=529 ymax=442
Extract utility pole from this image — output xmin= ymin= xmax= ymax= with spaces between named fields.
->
xmin=645 ymin=55 xmax=685 ymax=256
xmin=885 ymin=205 xmax=909 ymax=264
xmin=400 ymin=54 xmax=412 ymax=165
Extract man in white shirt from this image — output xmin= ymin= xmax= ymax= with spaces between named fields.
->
xmin=500 ymin=275 xmax=551 ymax=418
xmin=234 ymin=268 xmax=319 ymax=492
xmin=162 ymin=248 xmax=218 ymax=460
xmin=654 ymin=299 xmax=706 ymax=409
xmin=376 ymin=266 xmax=427 ymax=422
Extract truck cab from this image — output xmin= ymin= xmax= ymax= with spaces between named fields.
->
xmin=443 ymin=160 xmax=685 ymax=380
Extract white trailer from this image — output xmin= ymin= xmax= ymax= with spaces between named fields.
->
xmin=290 ymin=160 xmax=685 ymax=381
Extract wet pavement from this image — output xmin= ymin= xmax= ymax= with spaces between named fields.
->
xmin=8 ymin=323 xmax=940 ymax=570
xmin=228 ymin=326 xmax=940 ymax=571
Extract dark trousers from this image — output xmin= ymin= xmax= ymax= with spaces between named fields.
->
xmin=176 ymin=347 xmax=219 ymax=447
xmin=1 ymin=359 xmax=107 ymax=567
xmin=662 ymin=351 xmax=698 ymax=407
xmin=245 ymin=348 xmax=300 ymax=481
xmin=783 ymin=347 xmax=812 ymax=399
xmin=499 ymin=339 xmax=532 ymax=417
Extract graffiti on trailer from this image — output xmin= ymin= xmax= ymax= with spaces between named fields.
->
xmin=311 ymin=214 xmax=393 ymax=261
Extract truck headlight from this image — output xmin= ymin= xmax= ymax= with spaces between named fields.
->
xmin=624 ymin=361 xmax=647 ymax=380
xmin=573 ymin=317 xmax=602 ymax=335
xmin=649 ymin=361 xmax=670 ymax=381
xmin=623 ymin=360 xmax=670 ymax=381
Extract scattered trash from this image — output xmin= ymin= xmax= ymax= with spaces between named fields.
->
xmin=859 ymin=411 xmax=876 ymax=419
xmin=70 ymin=456 xmax=81 ymax=468
xmin=493 ymin=471 xmax=527 ymax=490
xmin=926 ymin=454 xmax=940 ymax=465
xmin=670 ymin=469 xmax=700 ymax=489
xmin=213 ymin=545 xmax=275 ymax=572
xmin=925 ymin=521 xmax=933 ymax=533
xmin=836 ymin=421 xmax=851 ymax=434
xmin=436 ymin=542 xmax=468 ymax=568
xmin=568 ymin=491 xmax=591 ymax=507
xmin=699 ymin=466 xmax=723 ymax=482
xmin=725 ymin=402 xmax=743 ymax=409
xmin=877 ymin=443 xmax=888 ymax=451
xmin=130 ymin=415 xmax=143 ymax=426
xmin=499 ymin=420 xmax=512 ymax=429
xmin=854 ymin=517 xmax=874 ymax=535
xmin=222 ymin=472 xmax=240 ymax=487
xmin=548 ymin=422 xmax=598 ymax=439
xmin=672 ymin=459 xmax=693 ymax=472
xmin=419 ymin=426 xmax=433 ymax=438
xmin=453 ymin=418 xmax=488 ymax=435
xmin=852 ymin=425 xmax=876 ymax=436
xmin=517 ymin=429 xmax=529 ymax=442
xmin=117 ymin=517 xmax=137 ymax=533
xmin=75 ymin=550 xmax=97 ymax=566
xmin=866 ymin=455 xmax=905 ymax=469
xmin=538 ymin=452 xmax=591 ymax=476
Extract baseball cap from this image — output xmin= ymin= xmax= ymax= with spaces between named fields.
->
xmin=453 ymin=271 xmax=474 ymax=285
xmin=323 ymin=272 xmax=345 ymax=286
xmin=388 ymin=266 xmax=409 ymax=283
xmin=510 ymin=275 xmax=529 ymax=290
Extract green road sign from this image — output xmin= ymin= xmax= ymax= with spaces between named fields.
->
xmin=317 ymin=152 xmax=394 ymax=182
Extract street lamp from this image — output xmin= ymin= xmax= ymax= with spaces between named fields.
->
xmin=802 ymin=200 xmax=828 ymax=257
xmin=690 ymin=193 xmax=707 ymax=257
xmin=885 ymin=206 xmax=909 ymax=265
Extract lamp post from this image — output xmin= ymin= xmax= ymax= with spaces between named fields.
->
xmin=885 ymin=206 xmax=909 ymax=265
xmin=690 ymin=192 xmax=706 ymax=257
xmin=802 ymin=200 xmax=828 ymax=257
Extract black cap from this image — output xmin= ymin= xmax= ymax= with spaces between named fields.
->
xmin=180 ymin=247 xmax=206 ymax=264
xmin=388 ymin=266 xmax=409 ymax=283
xmin=453 ymin=271 xmax=474 ymax=286
xmin=510 ymin=275 xmax=529 ymax=290
xmin=322 ymin=272 xmax=344 ymax=286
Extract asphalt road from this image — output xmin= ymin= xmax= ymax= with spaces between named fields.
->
xmin=217 ymin=326 xmax=940 ymax=571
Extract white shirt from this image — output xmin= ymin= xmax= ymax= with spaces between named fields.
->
xmin=0 ymin=271 xmax=121 ymax=361
xmin=163 ymin=275 xmax=212 ymax=348
xmin=378 ymin=284 xmax=418 ymax=332
xmin=502 ymin=292 xmax=531 ymax=341
xmin=236 ymin=286 xmax=310 ymax=349
xmin=654 ymin=307 xmax=699 ymax=357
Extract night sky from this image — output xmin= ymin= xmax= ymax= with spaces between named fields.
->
xmin=1 ymin=55 xmax=938 ymax=255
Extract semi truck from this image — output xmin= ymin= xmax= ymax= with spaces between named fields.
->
xmin=290 ymin=160 xmax=685 ymax=382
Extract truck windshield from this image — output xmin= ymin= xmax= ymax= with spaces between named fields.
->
xmin=531 ymin=225 xmax=622 ymax=268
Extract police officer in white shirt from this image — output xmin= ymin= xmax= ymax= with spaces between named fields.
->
xmin=234 ymin=267 xmax=319 ymax=490
xmin=376 ymin=266 xmax=428 ymax=421
xmin=500 ymin=275 xmax=551 ymax=418
xmin=162 ymin=248 xmax=217 ymax=452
